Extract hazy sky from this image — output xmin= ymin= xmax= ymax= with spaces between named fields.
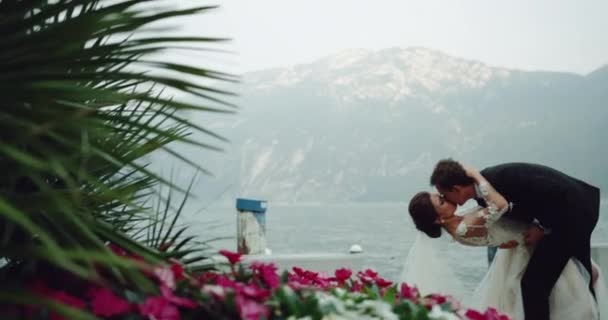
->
xmin=177 ymin=0 xmax=608 ymax=75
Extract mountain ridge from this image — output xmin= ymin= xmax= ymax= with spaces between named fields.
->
xmin=167 ymin=47 xmax=608 ymax=204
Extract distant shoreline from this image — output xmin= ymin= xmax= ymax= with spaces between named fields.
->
xmin=209 ymin=201 xmax=407 ymax=208
xmin=208 ymin=199 xmax=607 ymax=208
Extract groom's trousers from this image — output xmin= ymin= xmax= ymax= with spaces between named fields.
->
xmin=520 ymin=208 xmax=598 ymax=320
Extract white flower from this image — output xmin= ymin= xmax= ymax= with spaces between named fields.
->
xmin=315 ymin=291 xmax=400 ymax=320
xmin=428 ymin=305 xmax=460 ymax=320
xmin=201 ymin=285 xmax=225 ymax=298
xmin=288 ymin=316 xmax=313 ymax=320
xmin=333 ymin=287 xmax=346 ymax=297
xmin=153 ymin=265 xmax=175 ymax=290
xmin=315 ymin=291 xmax=348 ymax=314
xmin=344 ymin=299 xmax=355 ymax=307
xmin=355 ymin=300 xmax=398 ymax=320
xmin=321 ymin=315 xmax=351 ymax=320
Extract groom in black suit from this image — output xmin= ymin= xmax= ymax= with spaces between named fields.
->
xmin=430 ymin=159 xmax=600 ymax=320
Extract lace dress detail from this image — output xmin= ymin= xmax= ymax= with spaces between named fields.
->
xmin=453 ymin=182 xmax=522 ymax=247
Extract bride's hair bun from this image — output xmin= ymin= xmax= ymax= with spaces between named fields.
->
xmin=408 ymin=192 xmax=441 ymax=238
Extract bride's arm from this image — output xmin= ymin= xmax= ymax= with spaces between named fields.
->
xmin=464 ymin=166 xmax=510 ymax=216
xmin=467 ymin=167 xmax=547 ymax=245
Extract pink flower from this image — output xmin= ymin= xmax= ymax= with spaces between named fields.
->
xmin=314 ymin=277 xmax=333 ymax=290
xmin=424 ymin=293 xmax=449 ymax=309
xmin=47 ymin=291 xmax=86 ymax=320
xmin=360 ymin=269 xmax=378 ymax=278
xmin=107 ymin=243 xmax=128 ymax=257
xmin=241 ymin=284 xmax=271 ymax=300
xmin=236 ymin=296 xmax=269 ymax=320
xmin=334 ymin=268 xmax=352 ymax=284
xmin=350 ymin=280 xmax=364 ymax=292
xmin=215 ymin=275 xmax=238 ymax=289
xmin=287 ymin=267 xmax=315 ymax=289
xmin=375 ymin=277 xmax=393 ymax=288
xmin=287 ymin=276 xmax=311 ymax=290
xmin=293 ymin=267 xmax=320 ymax=279
xmin=170 ymin=262 xmax=186 ymax=281
xmin=465 ymin=309 xmax=486 ymax=320
xmin=357 ymin=269 xmax=378 ymax=285
xmin=160 ymin=285 xmax=196 ymax=308
xmin=219 ymin=249 xmax=242 ymax=265
xmin=430 ymin=294 xmax=448 ymax=304
xmin=198 ymin=271 xmax=218 ymax=284
xmin=139 ymin=296 xmax=179 ymax=320
xmin=486 ymin=307 xmax=510 ymax=320
xmin=465 ymin=307 xmax=510 ymax=320
xmin=88 ymin=287 xmax=131 ymax=317
xmin=250 ymin=262 xmax=280 ymax=289
xmin=399 ymin=283 xmax=420 ymax=301
xmin=288 ymin=267 xmax=336 ymax=290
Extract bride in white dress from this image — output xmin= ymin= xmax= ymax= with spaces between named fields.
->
xmin=404 ymin=170 xmax=607 ymax=320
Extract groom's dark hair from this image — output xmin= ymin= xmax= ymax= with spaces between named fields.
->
xmin=430 ymin=159 xmax=475 ymax=190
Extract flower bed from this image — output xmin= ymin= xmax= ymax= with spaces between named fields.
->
xmin=18 ymin=248 xmax=509 ymax=320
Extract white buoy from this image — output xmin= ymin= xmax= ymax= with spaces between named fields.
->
xmin=264 ymin=248 xmax=272 ymax=255
xmin=349 ymin=244 xmax=363 ymax=254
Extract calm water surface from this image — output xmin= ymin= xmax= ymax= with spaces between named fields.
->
xmin=186 ymin=201 xmax=608 ymax=294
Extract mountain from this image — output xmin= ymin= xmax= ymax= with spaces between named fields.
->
xmin=162 ymin=47 xmax=608 ymax=204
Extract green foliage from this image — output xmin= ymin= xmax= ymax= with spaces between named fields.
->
xmin=0 ymin=0 xmax=234 ymax=307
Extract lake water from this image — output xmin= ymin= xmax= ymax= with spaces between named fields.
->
xmin=186 ymin=201 xmax=608 ymax=294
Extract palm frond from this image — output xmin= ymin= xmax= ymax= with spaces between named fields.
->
xmin=0 ymin=0 xmax=234 ymax=306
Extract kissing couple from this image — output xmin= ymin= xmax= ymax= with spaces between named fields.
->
xmin=405 ymin=159 xmax=606 ymax=320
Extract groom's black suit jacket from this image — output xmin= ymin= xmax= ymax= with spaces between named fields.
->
xmin=479 ymin=162 xmax=600 ymax=234
xmin=478 ymin=163 xmax=600 ymax=320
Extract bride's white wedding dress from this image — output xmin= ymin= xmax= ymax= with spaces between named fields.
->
xmin=402 ymin=203 xmax=608 ymax=320
xmin=459 ymin=206 xmax=608 ymax=320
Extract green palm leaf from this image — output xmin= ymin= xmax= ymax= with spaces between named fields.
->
xmin=0 ymin=0 xmax=234 ymax=310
